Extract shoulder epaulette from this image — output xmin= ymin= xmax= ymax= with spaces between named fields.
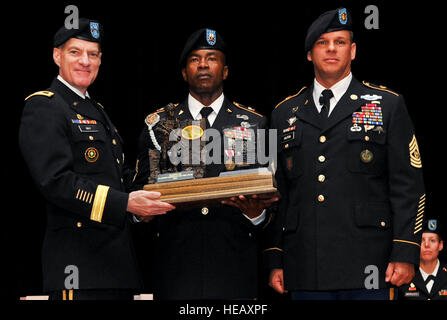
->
xmin=362 ymin=81 xmax=399 ymax=97
xmin=233 ymin=101 xmax=263 ymax=117
xmin=155 ymin=102 xmax=180 ymax=114
xmin=25 ymin=90 xmax=55 ymax=101
xmin=274 ymin=86 xmax=307 ymax=109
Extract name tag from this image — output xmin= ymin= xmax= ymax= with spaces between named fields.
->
xmin=78 ymin=125 xmax=99 ymax=133
xmin=282 ymin=132 xmax=295 ymax=143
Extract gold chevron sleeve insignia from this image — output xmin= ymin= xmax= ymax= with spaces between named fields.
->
xmin=90 ymin=185 xmax=110 ymax=223
xmin=409 ymin=135 xmax=422 ymax=168
xmin=414 ymin=193 xmax=425 ymax=234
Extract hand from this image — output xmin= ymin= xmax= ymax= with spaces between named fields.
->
xmin=385 ymin=262 xmax=415 ymax=287
xmin=127 ymin=190 xmax=175 ymax=222
xmin=269 ymin=268 xmax=286 ymax=294
xmin=221 ymin=194 xmax=279 ymax=219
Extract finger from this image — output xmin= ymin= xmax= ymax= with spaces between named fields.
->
xmin=142 ymin=191 xmax=162 ymax=199
xmin=151 ymin=200 xmax=175 ymax=209
xmin=385 ymin=263 xmax=394 ymax=282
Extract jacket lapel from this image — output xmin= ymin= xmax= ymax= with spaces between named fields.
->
xmin=52 ymin=78 xmax=107 ymax=125
xmin=322 ymin=77 xmax=364 ymax=133
xmin=295 ymin=84 xmax=322 ymax=129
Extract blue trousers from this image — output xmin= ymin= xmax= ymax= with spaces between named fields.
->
xmin=291 ymin=288 xmax=396 ymax=300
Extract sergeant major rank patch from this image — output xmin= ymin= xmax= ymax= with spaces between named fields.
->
xmin=409 ymin=135 xmax=422 ymax=168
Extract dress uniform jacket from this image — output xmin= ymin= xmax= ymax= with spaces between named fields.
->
xmin=265 ymin=77 xmax=426 ymax=291
xmin=398 ymin=262 xmax=447 ymax=300
xmin=133 ymin=96 xmax=268 ymax=299
xmin=19 ymin=78 xmax=143 ymax=292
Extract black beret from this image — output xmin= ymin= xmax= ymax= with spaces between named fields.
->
xmin=305 ymin=8 xmax=352 ymax=52
xmin=423 ymin=218 xmax=443 ymax=236
xmin=54 ymin=18 xmax=103 ymax=48
xmin=179 ymin=28 xmax=227 ymax=67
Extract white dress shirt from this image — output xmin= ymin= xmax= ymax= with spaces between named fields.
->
xmin=313 ymin=72 xmax=353 ymax=116
xmin=57 ymin=75 xmax=90 ymax=99
xmin=187 ymin=93 xmax=224 ymax=126
xmin=187 ymin=93 xmax=266 ymax=225
xmin=420 ymin=259 xmax=440 ymax=293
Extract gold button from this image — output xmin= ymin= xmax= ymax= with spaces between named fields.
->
xmin=318 ymin=155 xmax=326 ymax=163
xmin=318 ymin=174 xmax=326 ymax=182
xmin=380 ymin=221 xmax=386 ymax=227
xmin=285 ymin=144 xmax=289 ymax=149
xmin=318 ymin=195 xmax=325 ymax=202
xmin=116 ymin=158 xmax=120 ymax=164
xmin=365 ymin=136 xmax=370 ymax=141
xmin=319 ymin=136 xmax=326 ymax=143
xmin=248 ymin=233 xmax=252 ymax=237
xmin=76 ymin=222 xmax=82 ymax=228
xmin=89 ymin=136 xmax=94 ymax=141
xmin=112 ymin=139 xmax=117 ymax=145
xmin=201 ymin=207 xmax=209 ymax=215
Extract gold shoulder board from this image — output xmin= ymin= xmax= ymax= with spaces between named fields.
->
xmin=25 ymin=90 xmax=55 ymax=101
xmin=362 ymin=81 xmax=399 ymax=97
xmin=233 ymin=101 xmax=263 ymax=117
xmin=274 ymin=86 xmax=307 ymax=109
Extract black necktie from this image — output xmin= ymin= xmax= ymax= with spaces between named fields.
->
xmin=425 ymin=274 xmax=436 ymax=284
xmin=200 ymin=107 xmax=213 ymax=128
xmin=319 ymin=89 xmax=334 ymax=119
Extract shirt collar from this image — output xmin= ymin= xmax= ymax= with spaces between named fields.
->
xmin=188 ymin=93 xmax=224 ymax=120
xmin=57 ymin=75 xmax=90 ymax=100
xmin=420 ymin=259 xmax=440 ymax=280
xmin=313 ymin=72 xmax=352 ymax=106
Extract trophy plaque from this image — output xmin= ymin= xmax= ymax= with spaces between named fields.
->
xmin=143 ymin=168 xmax=278 ymax=208
xmin=144 ymin=105 xmax=277 ymax=208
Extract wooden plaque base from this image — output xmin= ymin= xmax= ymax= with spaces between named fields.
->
xmin=143 ymin=171 xmax=277 ymax=208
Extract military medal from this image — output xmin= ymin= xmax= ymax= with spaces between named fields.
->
xmin=352 ymin=104 xmax=383 ymax=126
xmin=225 ymin=159 xmax=236 ymax=171
xmin=350 ymin=124 xmax=362 ymax=132
xmin=360 ymin=149 xmax=373 ymax=163
xmin=361 ymin=94 xmax=382 ymax=101
xmin=236 ymin=114 xmax=249 ymax=120
xmin=287 ymin=117 xmax=297 ymax=126
xmin=372 ymin=126 xmax=385 ymax=134
xmin=85 ymin=147 xmax=99 ymax=163
xmin=72 ymin=119 xmax=97 ymax=124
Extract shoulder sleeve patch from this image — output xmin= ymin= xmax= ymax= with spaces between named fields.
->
xmin=233 ymin=101 xmax=263 ymax=117
xmin=25 ymin=90 xmax=55 ymax=101
xmin=362 ymin=81 xmax=399 ymax=97
xmin=274 ymin=86 xmax=307 ymax=109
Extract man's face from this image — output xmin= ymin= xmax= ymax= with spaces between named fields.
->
xmin=420 ymin=232 xmax=443 ymax=263
xmin=182 ymin=49 xmax=228 ymax=95
xmin=53 ymin=38 xmax=102 ymax=93
xmin=307 ymin=30 xmax=356 ymax=82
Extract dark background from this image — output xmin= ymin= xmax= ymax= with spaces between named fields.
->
xmin=4 ymin=0 xmax=445 ymax=301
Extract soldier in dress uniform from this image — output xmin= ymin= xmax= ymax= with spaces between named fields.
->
xmin=19 ymin=18 xmax=174 ymax=300
xmin=133 ymin=28 xmax=278 ymax=299
xmin=399 ymin=219 xmax=447 ymax=300
xmin=264 ymin=8 xmax=426 ymax=300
